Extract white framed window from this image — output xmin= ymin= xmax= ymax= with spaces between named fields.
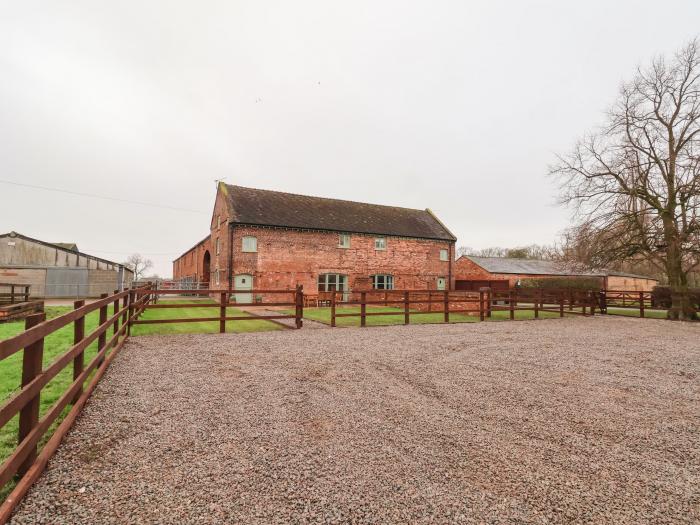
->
xmin=318 ymin=273 xmax=348 ymax=292
xmin=242 ymin=236 xmax=257 ymax=253
xmin=215 ymin=237 xmax=221 ymax=255
xmin=338 ymin=233 xmax=351 ymax=248
xmin=374 ymin=237 xmax=386 ymax=250
xmin=440 ymin=249 xmax=449 ymax=261
xmin=371 ymin=274 xmax=394 ymax=290
xmin=215 ymin=269 xmax=220 ymax=285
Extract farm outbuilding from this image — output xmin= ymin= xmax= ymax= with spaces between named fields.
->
xmin=0 ymin=231 xmax=134 ymax=298
xmin=173 ymin=183 xmax=456 ymax=299
xmin=454 ymin=256 xmax=659 ymax=291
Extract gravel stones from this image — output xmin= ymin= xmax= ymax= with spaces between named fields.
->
xmin=9 ymin=317 xmax=700 ymax=524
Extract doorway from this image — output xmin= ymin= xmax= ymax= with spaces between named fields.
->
xmin=233 ymin=274 xmax=253 ymax=303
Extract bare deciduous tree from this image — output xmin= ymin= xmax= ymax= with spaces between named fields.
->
xmin=123 ymin=253 xmax=153 ymax=282
xmin=457 ymin=244 xmax=558 ymax=260
xmin=551 ymin=39 xmax=700 ymax=320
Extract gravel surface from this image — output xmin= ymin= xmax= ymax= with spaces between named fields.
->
xmin=10 ymin=316 xmax=699 ymax=524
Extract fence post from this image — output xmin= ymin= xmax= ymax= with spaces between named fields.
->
xmin=569 ymin=288 xmax=574 ymax=311
xmin=559 ymin=293 xmax=564 ymax=317
xmin=127 ymin=289 xmax=135 ymax=336
xmin=121 ymin=290 xmax=129 ymax=328
xmin=220 ymin=291 xmax=226 ymax=333
xmin=18 ymin=312 xmax=46 ymax=476
xmin=112 ymin=290 xmax=119 ymax=337
xmin=404 ymin=291 xmax=410 ymax=325
xmin=444 ymin=290 xmax=449 ymax=323
xmin=330 ymin=289 xmax=336 ymax=327
xmin=589 ymin=290 xmax=596 ymax=316
xmin=599 ymin=290 xmax=607 ymax=314
xmin=509 ymin=291 xmax=515 ymax=320
xmin=360 ymin=292 xmax=367 ymax=327
xmin=10 ymin=284 xmax=15 ymax=304
xmin=296 ymin=284 xmax=303 ymax=329
xmin=639 ymin=291 xmax=645 ymax=318
xmin=72 ymin=300 xmax=85 ymax=404
xmin=97 ymin=293 xmax=108 ymax=366
xmin=24 ymin=285 xmax=30 ymax=302
xmin=479 ymin=289 xmax=485 ymax=322
xmin=534 ymin=290 xmax=540 ymax=319
xmin=487 ymin=288 xmax=492 ymax=318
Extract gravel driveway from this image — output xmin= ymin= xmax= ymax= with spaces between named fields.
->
xmin=10 ymin=317 xmax=699 ymax=524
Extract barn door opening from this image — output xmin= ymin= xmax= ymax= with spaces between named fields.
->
xmin=202 ymin=251 xmax=211 ymax=285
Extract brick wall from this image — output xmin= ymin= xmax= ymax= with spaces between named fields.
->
xmin=173 ymin=236 xmax=211 ymax=283
xmin=225 ymin=226 xmax=454 ymax=296
xmin=606 ymin=276 xmax=658 ymax=291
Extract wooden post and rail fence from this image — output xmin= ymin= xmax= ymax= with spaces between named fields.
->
xmin=0 ymin=283 xmax=661 ymax=521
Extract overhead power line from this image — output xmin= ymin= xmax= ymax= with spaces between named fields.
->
xmin=0 ymin=179 xmax=206 ymax=213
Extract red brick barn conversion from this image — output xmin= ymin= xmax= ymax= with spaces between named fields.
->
xmin=454 ymin=256 xmax=659 ymax=292
xmin=173 ymin=183 xmax=457 ymax=300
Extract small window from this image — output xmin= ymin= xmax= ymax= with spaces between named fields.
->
xmin=215 ymin=269 xmax=220 ymax=285
xmin=440 ymin=249 xmax=448 ymax=261
xmin=374 ymin=237 xmax=386 ymax=250
xmin=242 ymin=236 xmax=257 ymax=253
xmin=215 ymin=238 xmax=221 ymax=255
xmin=338 ymin=234 xmax=350 ymax=248
xmin=371 ymin=274 xmax=394 ymax=290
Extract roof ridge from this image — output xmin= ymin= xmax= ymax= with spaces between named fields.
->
xmin=225 ymin=184 xmax=430 ymax=214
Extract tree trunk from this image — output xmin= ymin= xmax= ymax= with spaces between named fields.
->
xmin=665 ymin=230 xmax=696 ymax=321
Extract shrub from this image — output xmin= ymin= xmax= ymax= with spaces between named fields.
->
xmin=520 ymin=277 xmax=602 ymax=290
xmin=651 ymin=286 xmax=700 ymax=309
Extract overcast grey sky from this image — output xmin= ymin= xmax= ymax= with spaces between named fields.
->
xmin=2 ymin=1 xmax=699 ymax=276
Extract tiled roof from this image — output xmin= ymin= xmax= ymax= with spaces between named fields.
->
xmin=463 ymin=256 xmax=656 ymax=280
xmin=223 ymin=184 xmax=456 ymax=241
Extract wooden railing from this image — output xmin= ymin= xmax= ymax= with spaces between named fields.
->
xmin=0 ymin=287 xmax=145 ymax=523
xmin=129 ymin=286 xmax=304 ymax=330
xmin=598 ymin=290 xmax=656 ymax=318
xmin=0 ymin=284 xmax=30 ymax=306
xmin=327 ymin=288 xmax=596 ymax=326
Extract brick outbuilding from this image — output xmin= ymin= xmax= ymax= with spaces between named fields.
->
xmin=454 ymin=256 xmax=659 ymax=291
xmin=173 ymin=183 xmax=456 ymax=299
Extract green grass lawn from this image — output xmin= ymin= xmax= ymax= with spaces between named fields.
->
xmin=291 ymin=306 xmax=562 ymax=327
xmin=605 ymin=307 xmax=667 ymax=319
xmin=130 ymin=299 xmax=285 ymax=335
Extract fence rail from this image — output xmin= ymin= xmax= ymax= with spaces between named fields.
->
xmin=0 ymin=284 xmax=31 ymax=306
xmin=0 ymin=284 xmax=665 ymax=520
xmin=129 ymin=286 xmax=304 ymax=331
xmin=0 ymin=286 xmax=148 ymax=523
xmin=327 ymin=288 xmax=598 ymax=326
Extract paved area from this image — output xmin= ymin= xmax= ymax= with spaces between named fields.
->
xmin=10 ymin=317 xmax=700 ymax=524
